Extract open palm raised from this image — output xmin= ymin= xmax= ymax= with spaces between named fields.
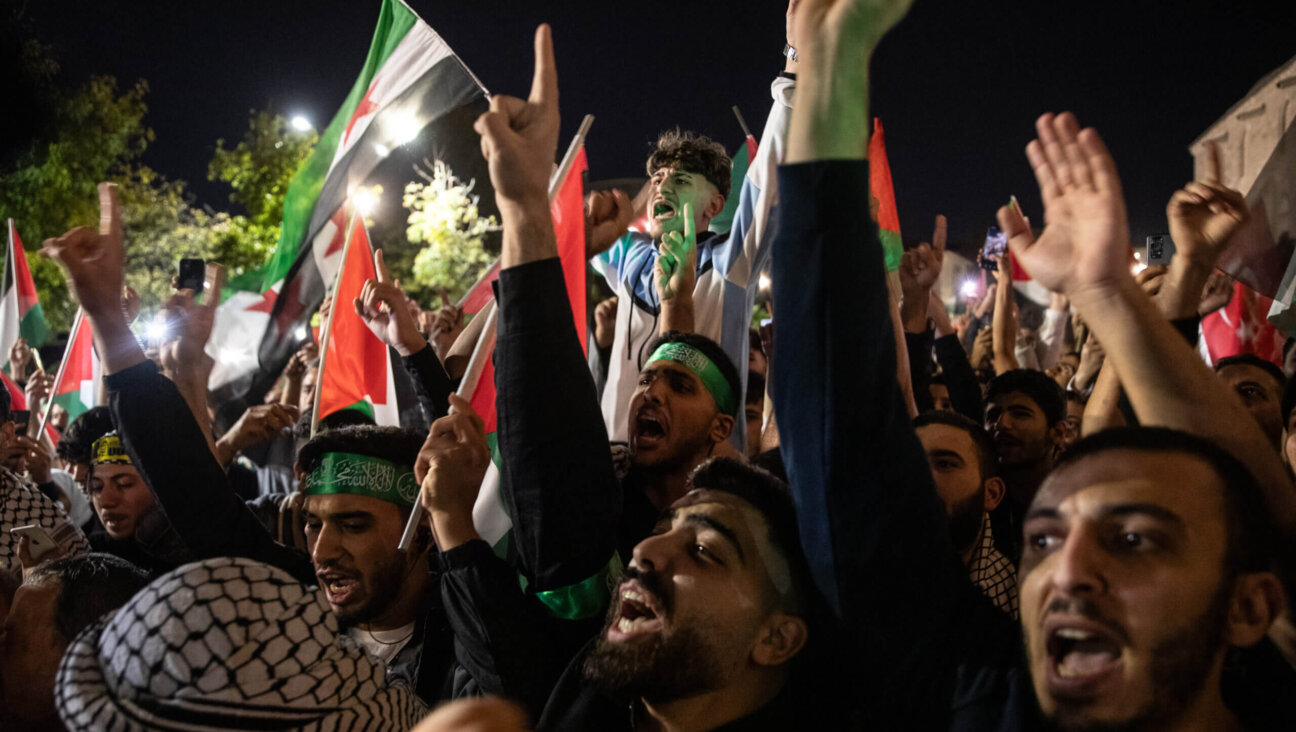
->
xmin=997 ymin=113 xmax=1133 ymax=301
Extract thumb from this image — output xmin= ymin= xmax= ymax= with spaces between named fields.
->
xmin=374 ymin=248 xmax=392 ymax=284
xmin=682 ymin=202 xmax=695 ymax=243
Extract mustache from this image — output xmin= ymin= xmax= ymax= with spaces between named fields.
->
xmin=1043 ymin=597 xmax=1128 ymax=643
xmin=620 ymin=565 xmax=670 ymax=616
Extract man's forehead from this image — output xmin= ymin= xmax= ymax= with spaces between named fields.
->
xmin=1033 ymin=450 xmax=1222 ymax=519
xmin=640 ymin=359 xmax=698 ymax=381
xmin=988 ymin=391 xmax=1040 ymax=411
xmin=1218 ymin=363 xmax=1280 ymax=389
xmin=93 ymin=463 xmax=140 ymax=480
xmin=916 ymin=423 xmax=976 ymax=456
xmin=304 ymin=492 xmax=398 ymax=518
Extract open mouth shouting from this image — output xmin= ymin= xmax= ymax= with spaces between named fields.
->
xmin=632 ymin=407 xmax=668 ymax=450
xmin=99 ymin=512 xmax=131 ymax=535
xmin=607 ymin=580 xmax=665 ymax=643
xmin=653 ymin=200 xmax=678 ymax=222
xmin=1044 ymin=618 xmax=1124 ymax=697
xmin=318 ymin=570 xmax=362 ymax=607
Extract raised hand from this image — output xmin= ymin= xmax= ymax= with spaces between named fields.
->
xmin=219 ymin=403 xmax=300 ymax=462
xmin=8 ymin=339 xmax=32 ymax=381
xmin=587 ymin=189 xmax=634 ymax=256
xmin=655 ymin=202 xmax=697 ymax=303
xmin=417 ymin=394 xmax=491 ymax=551
xmin=899 ymin=214 xmax=946 ymax=301
xmin=593 ymin=296 xmax=618 ymax=349
xmin=352 ymin=249 xmax=426 ymax=356
xmin=1167 ymin=141 xmax=1248 ymax=268
xmin=24 ymin=369 xmax=54 ymax=410
xmin=997 ymin=113 xmax=1132 ymax=302
xmin=41 ymin=183 xmax=126 ymax=318
xmin=158 ymin=263 xmax=225 ymax=376
xmin=475 ymin=24 xmax=559 ymax=210
xmin=1198 ymin=270 xmax=1234 ymax=316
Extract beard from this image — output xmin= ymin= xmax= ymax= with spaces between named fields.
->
xmin=335 ymin=553 xmax=409 ymax=626
xmin=1042 ymin=579 xmax=1233 ymax=732
xmin=947 ymin=491 xmax=986 ymax=554
xmin=582 ymin=569 xmax=727 ymax=702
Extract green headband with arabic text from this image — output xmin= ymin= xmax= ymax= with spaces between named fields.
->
xmin=645 ymin=342 xmax=737 ymax=416
xmin=303 ymin=452 xmax=419 ymax=509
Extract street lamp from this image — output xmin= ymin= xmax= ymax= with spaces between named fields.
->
xmin=291 ymin=115 xmax=313 ymax=132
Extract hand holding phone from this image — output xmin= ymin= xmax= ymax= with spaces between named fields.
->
xmin=10 ymin=524 xmax=57 ymax=562
xmin=1146 ymin=234 xmax=1176 ymax=266
xmin=981 ymin=225 xmax=1007 ymax=272
xmin=177 ymin=258 xmax=206 ymax=293
xmin=11 ymin=409 xmax=30 ymax=437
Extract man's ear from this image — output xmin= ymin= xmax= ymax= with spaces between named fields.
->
xmin=1224 ymin=571 xmax=1285 ymax=648
xmin=703 ymin=189 xmax=726 ymax=222
xmin=752 ymin=613 xmax=808 ymax=667
xmin=709 ymin=413 xmax=735 ymax=445
xmin=982 ymin=476 xmax=1007 ymax=512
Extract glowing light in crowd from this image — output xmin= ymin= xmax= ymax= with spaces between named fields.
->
xmin=373 ymin=142 xmax=391 ymax=158
xmin=295 ymin=325 xmax=310 ymax=341
xmin=291 ymin=115 xmax=312 ymax=132
xmin=960 ymin=279 xmax=979 ymax=298
xmin=1132 ymin=262 xmax=1148 ymax=275
xmin=758 ymin=273 xmax=771 ymax=290
xmin=146 ymin=321 xmax=167 ymax=341
xmin=1133 ymin=250 xmax=1142 ymax=261
xmin=353 ymin=188 xmax=379 ymax=215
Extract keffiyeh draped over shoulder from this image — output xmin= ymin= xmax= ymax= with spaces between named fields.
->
xmin=55 ymin=556 xmax=429 ymax=731
xmin=0 ymin=466 xmax=89 ymax=571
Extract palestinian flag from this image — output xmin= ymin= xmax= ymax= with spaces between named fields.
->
xmin=1 ymin=220 xmax=48 ymax=368
xmin=868 ymin=119 xmax=903 ymax=272
xmin=709 ymin=134 xmax=758 ymax=236
xmin=208 ymin=0 xmax=491 ymax=425
xmin=315 ymin=213 xmax=398 ymax=426
xmin=48 ymin=309 xmax=100 ymax=424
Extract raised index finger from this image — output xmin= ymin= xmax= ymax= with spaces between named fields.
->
xmin=1202 ymin=140 xmax=1222 ymax=186
xmin=98 ymin=182 xmax=122 ymax=239
xmin=931 ymin=214 xmax=947 ymax=258
xmin=529 ymin=24 xmax=557 ymax=107
xmin=374 ymin=248 xmax=392 ymax=284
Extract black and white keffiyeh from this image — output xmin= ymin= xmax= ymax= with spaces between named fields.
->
xmin=55 ymin=556 xmax=429 ymax=731
xmin=968 ymin=512 xmax=1019 ymax=619
xmin=0 ymin=466 xmax=89 ymax=571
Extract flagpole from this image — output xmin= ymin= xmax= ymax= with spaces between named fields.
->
xmin=310 ymin=204 xmax=364 ymax=438
xmin=398 ymin=299 xmax=498 ymax=552
xmin=34 ymin=308 xmax=83 ymax=440
xmin=454 ymin=115 xmax=596 ymax=311
xmin=731 ymin=105 xmax=752 ymax=140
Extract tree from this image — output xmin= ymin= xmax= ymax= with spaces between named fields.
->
xmin=0 ymin=75 xmax=154 ymax=329
xmin=401 ymin=159 xmax=498 ymax=303
xmin=208 ymin=110 xmax=318 ymax=263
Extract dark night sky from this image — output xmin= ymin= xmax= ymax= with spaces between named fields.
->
xmin=13 ymin=0 xmax=1296 ymax=257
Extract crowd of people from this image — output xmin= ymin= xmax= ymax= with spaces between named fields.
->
xmin=1 ymin=0 xmax=1294 ymax=729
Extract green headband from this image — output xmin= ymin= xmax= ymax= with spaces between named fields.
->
xmin=303 ymin=452 xmax=419 ymax=509
xmin=646 ymin=342 xmax=737 ymax=416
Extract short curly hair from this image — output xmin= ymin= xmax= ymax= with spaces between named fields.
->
xmin=646 ymin=129 xmax=731 ymax=197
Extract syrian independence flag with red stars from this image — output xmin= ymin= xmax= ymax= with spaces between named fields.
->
xmin=207 ymin=0 xmax=492 ymax=426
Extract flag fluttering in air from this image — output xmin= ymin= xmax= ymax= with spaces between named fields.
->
xmin=208 ymin=0 xmax=492 ymax=425
xmin=709 ymin=134 xmax=758 ymax=236
xmin=868 ymin=119 xmax=903 ymax=273
xmin=1203 ymin=279 xmax=1283 ymax=366
xmin=1 ymin=220 xmax=49 ymax=368
xmin=314 ymin=213 xmax=398 ymax=426
xmin=48 ymin=309 xmax=101 ymax=425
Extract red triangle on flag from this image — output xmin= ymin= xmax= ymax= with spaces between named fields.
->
xmin=316 ymin=214 xmax=392 ymax=422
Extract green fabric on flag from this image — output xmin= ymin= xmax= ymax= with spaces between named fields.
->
xmin=880 ymin=229 xmax=903 ymax=273
xmin=523 ymin=552 xmax=624 ymax=621
xmin=709 ymin=137 xmax=754 ymax=236
xmin=19 ymin=304 xmax=46 ymax=349
xmin=259 ymin=0 xmax=418 ymax=291
xmin=51 ymin=390 xmax=91 ymax=423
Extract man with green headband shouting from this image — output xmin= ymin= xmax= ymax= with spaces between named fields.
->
xmin=38 ymin=183 xmax=458 ymax=704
